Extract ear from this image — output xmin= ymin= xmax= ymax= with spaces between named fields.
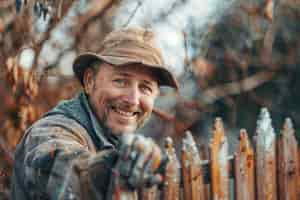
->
xmin=83 ymin=68 xmax=95 ymax=95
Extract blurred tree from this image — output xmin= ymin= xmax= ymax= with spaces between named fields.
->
xmin=0 ymin=0 xmax=299 ymax=199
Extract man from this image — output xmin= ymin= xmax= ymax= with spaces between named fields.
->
xmin=11 ymin=27 xmax=179 ymax=200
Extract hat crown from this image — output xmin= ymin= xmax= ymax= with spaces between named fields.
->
xmin=99 ymin=28 xmax=164 ymax=66
xmin=102 ymin=28 xmax=156 ymax=47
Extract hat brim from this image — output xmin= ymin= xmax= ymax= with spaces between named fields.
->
xmin=73 ymin=53 xmax=179 ymax=90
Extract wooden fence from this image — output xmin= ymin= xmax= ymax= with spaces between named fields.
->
xmin=113 ymin=108 xmax=300 ymax=200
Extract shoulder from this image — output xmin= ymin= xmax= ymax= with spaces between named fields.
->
xmin=22 ymin=114 xmax=96 ymax=152
xmin=34 ymin=114 xmax=86 ymax=132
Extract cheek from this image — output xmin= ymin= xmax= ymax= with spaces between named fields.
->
xmin=141 ymin=97 xmax=155 ymax=114
xmin=90 ymin=90 xmax=110 ymax=117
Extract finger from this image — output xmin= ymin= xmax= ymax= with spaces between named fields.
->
xmin=127 ymin=151 xmax=145 ymax=188
xmin=142 ymin=144 xmax=165 ymax=187
xmin=142 ymin=157 xmax=155 ymax=187
xmin=149 ymin=141 xmax=162 ymax=171
xmin=118 ymin=149 xmax=138 ymax=178
xmin=118 ymin=136 xmax=139 ymax=177
xmin=143 ymin=151 xmax=154 ymax=175
xmin=127 ymin=137 xmax=153 ymax=188
xmin=118 ymin=142 xmax=131 ymax=160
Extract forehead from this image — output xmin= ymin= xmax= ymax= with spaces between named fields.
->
xmin=99 ymin=63 xmax=159 ymax=84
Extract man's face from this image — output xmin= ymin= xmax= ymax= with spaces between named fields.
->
xmin=84 ymin=63 xmax=159 ymax=135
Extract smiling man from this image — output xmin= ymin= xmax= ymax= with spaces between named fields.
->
xmin=85 ymin=64 xmax=159 ymax=135
xmin=11 ymin=27 xmax=178 ymax=200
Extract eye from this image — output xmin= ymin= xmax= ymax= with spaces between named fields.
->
xmin=140 ymin=84 xmax=153 ymax=95
xmin=113 ymin=78 xmax=128 ymax=87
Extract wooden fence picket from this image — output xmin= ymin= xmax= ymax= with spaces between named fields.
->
xmin=277 ymin=118 xmax=299 ymax=200
xmin=181 ymin=131 xmax=205 ymax=200
xmin=234 ymin=129 xmax=255 ymax=200
xmin=255 ymin=108 xmax=277 ymax=200
xmin=210 ymin=118 xmax=229 ymax=200
xmin=161 ymin=137 xmax=181 ymax=200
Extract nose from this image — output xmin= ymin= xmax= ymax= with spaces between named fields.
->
xmin=123 ymin=86 xmax=140 ymax=106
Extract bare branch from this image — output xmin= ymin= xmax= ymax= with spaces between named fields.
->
xmin=152 ymin=0 xmax=187 ymax=23
xmin=201 ymin=71 xmax=275 ymax=104
xmin=75 ymin=0 xmax=115 ymax=35
xmin=122 ymin=0 xmax=144 ymax=27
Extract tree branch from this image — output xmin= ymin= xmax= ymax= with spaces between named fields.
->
xmin=200 ymin=71 xmax=275 ymax=104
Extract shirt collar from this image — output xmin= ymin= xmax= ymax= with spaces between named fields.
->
xmin=80 ymin=92 xmax=120 ymax=148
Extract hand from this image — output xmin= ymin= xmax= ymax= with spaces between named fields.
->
xmin=114 ymin=134 xmax=167 ymax=189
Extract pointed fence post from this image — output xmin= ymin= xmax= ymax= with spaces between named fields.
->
xmin=234 ymin=129 xmax=255 ymax=200
xmin=210 ymin=118 xmax=229 ymax=200
xmin=161 ymin=137 xmax=181 ymax=200
xmin=181 ymin=131 xmax=205 ymax=200
xmin=255 ymin=108 xmax=277 ymax=200
xmin=277 ymin=118 xmax=299 ymax=200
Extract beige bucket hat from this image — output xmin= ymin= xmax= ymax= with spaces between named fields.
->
xmin=73 ymin=27 xmax=179 ymax=90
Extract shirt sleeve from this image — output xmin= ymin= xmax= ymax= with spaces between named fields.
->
xmin=21 ymin=115 xmax=118 ymax=200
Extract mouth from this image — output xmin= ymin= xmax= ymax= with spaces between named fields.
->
xmin=110 ymin=105 xmax=140 ymax=118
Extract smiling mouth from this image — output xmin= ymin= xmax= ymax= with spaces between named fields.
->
xmin=111 ymin=105 xmax=140 ymax=118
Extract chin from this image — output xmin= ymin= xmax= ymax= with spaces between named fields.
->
xmin=109 ymin=126 xmax=137 ymax=136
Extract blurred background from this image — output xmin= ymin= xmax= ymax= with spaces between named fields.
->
xmin=0 ymin=0 xmax=299 ymax=198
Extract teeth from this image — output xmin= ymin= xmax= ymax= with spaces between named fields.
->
xmin=114 ymin=108 xmax=135 ymax=117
